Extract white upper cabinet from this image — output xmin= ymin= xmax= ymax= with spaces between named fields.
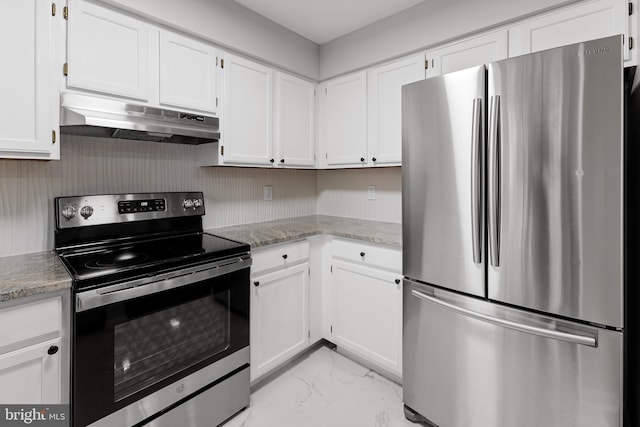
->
xmin=159 ymin=30 xmax=218 ymax=113
xmin=67 ymin=0 xmax=150 ymax=101
xmin=274 ymin=72 xmax=316 ymax=167
xmin=367 ymin=54 xmax=425 ymax=166
xmin=425 ymin=30 xmax=508 ymax=78
xmin=0 ymin=0 xmax=59 ymax=159
xmin=220 ymin=53 xmax=274 ymax=165
xmin=509 ymin=0 xmax=634 ymax=63
xmin=320 ymin=71 xmax=368 ymax=167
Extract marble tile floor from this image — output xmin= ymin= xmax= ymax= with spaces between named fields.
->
xmin=223 ymin=345 xmax=419 ymax=427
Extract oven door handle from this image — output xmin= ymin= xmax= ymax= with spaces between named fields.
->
xmin=76 ymin=255 xmax=252 ymax=312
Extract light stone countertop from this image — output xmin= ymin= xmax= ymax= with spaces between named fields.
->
xmin=0 ymin=216 xmax=400 ymax=304
xmin=0 ymin=251 xmax=72 ymax=304
xmin=207 ymin=215 xmax=402 ymax=249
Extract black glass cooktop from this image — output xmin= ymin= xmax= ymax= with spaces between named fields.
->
xmin=59 ymin=232 xmax=249 ymax=291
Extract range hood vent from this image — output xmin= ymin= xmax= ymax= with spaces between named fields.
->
xmin=60 ymin=93 xmax=220 ymax=145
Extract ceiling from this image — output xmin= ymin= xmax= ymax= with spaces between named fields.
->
xmin=233 ymin=0 xmax=426 ymax=44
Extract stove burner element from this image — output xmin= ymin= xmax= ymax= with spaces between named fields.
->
xmin=86 ymin=251 xmax=150 ymax=269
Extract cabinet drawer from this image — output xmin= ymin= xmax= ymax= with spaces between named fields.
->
xmin=0 ymin=298 xmax=61 ymax=349
xmin=252 ymin=240 xmax=309 ymax=275
xmin=332 ymin=239 xmax=401 ymax=273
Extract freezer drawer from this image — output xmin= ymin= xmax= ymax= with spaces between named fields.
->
xmin=403 ymin=280 xmax=623 ymax=427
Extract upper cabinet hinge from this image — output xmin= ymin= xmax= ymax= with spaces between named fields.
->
xmin=63 ymin=63 xmax=68 ymax=76
xmin=52 ymin=130 xmax=56 ymax=144
xmin=52 ymin=3 xmax=56 ymax=16
xmin=220 ymin=145 xmax=224 ymax=156
xmin=63 ymin=6 xmax=68 ymax=19
xmin=629 ymin=2 xmax=633 ymax=15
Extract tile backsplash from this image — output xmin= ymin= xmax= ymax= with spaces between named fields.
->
xmin=0 ymin=135 xmax=400 ymax=257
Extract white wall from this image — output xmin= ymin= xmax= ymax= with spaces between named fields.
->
xmin=317 ymin=167 xmax=401 ymax=223
xmin=99 ymin=0 xmax=320 ymax=80
xmin=0 ymin=135 xmax=317 ymax=257
xmin=319 ymin=0 xmax=581 ymax=79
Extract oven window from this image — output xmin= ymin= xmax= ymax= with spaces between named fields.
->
xmin=113 ymin=290 xmax=231 ymax=401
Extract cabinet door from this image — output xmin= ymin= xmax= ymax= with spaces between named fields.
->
xmin=0 ymin=0 xmax=58 ymax=159
xmin=274 ymin=73 xmax=315 ymax=167
xmin=67 ymin=0 xmax=149 ymax=100
xmin=321 ymin=71 xmax=368 ymax=167
xmin=509 ymin=0 xmax=629 ymax=60
xmin=251 ymin=263 xmax=309 ymax=381
xmin=159 ymin=30 xmax=218 ymax=113
xmin=0 ymin=338 xmax=61 ymax=404
xmin=330 ymin=260 xmax=403 ymax=377
xmin=367 ymin=54 xmax=425 ymax=166
xmin=425 ymin=30 xmax=508 ymax=78
xmin=222 ymin=53 xmax=273 ymax=166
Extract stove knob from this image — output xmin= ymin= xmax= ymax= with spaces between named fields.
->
xmin=62 ymin=204 xmax=76 ymax=220
xmin=183 ymin=199 xmax=194 ymax=209
xmin=193 ymin=198 xmax=203 ymax=209
xmin=80 ymin=206 xmax=94 ymax=219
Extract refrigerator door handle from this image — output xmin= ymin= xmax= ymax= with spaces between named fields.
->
xmin=411 ymin=289 xmax=597 ymax=347
xmin=488 ymin=95 xmax=501 ymax=267
xmin=471 ymin=98 xmax=484 ymax=264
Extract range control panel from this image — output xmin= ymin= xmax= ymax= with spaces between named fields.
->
xmin=56 ymin=192 xmax=205 ymax=229
xmin=118 ymin=199 xmax=166 ymax=214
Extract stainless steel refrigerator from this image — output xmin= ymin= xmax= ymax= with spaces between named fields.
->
xmin=402 ymin=35 xmax=633 ymax=427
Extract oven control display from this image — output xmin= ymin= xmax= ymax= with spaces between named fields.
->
xmin=118 ymin=199 xmax=166 ymax=214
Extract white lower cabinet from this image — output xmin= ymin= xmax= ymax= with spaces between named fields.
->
xmin=250 ymin=242 xmax=310 ymax=382
xmin=328 ymin=239 xmax=403 ymax=379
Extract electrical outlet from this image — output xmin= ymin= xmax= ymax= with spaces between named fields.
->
xmin=264 ymin=185 xmax=273 ymax=201
xmin=367 ymin=185 xmax=376 ymax=200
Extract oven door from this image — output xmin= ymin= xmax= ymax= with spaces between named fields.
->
xmin=73 ymin=258 xmax=250 ymax=427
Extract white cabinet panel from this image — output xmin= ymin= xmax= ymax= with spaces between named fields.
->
xmin=0 ymin=339 xmax=61 ymax=404
xmin=222 ymin=54 xmax=273 ymax=165
xmin=275 ymin=73 xmax=315 ymax=167
xmin=425 ymin=30 xmax=508 ymax=78
xmin=67 ymin=0 xmax=149 ymax=100
xmin=509 ymin=0 xmax=630 ymax=60
xmin=251 ymin=263 xmax=309 ymax=382
xmin=367 ymin=54 xmax=425 ymax=166
xmin=159 ymin=31 xmax=218 ymax=113
xmin=0 ymin=0 xmax=58 ymax=159
xmin=330 ymin=260 xmax=402 ymax=378
xmin=321 ymin=71 xmax=368 ymax=167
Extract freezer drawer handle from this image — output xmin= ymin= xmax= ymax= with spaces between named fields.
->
xmin=411 ymin=289 xmax=597 ymax=347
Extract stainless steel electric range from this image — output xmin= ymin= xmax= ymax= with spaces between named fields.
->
xmin=54 ymin=192 xmax=251 ymax=427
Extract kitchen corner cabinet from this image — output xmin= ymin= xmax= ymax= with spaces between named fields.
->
xmin=0 ymin=295 xmax=68 ymax=404
xmin=367 ymin=54 xmax=426 ymax=166
xmin=0 ymin=0 xmax=60 ymax=160
xmin=424 ymin=30 xmax=508 ymax=79
xmin=319 ymin=71 xmax=368 ymax=168
xmin=508 ymin=0 xmax=634 ymax=63
xmin=250 ymin=241 xmax=310 ymax=382
xmin=327 ymin=239 xmax=403 ymax=378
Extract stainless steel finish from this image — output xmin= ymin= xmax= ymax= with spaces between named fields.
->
xmin=487 ymin=95 xmax=500 ymax=267
xmin=147 ymin=367 xmax=249 ymax=427
xmin=470 ymin=97 xmax=484 ymax=264
xmin=411 ymin=289 xmax=597 ymax=347
xmin=56 ymin=192 xmax=204 ymax=230
xmin=487 ymin=35 xmax=624 ymax=327
xmin=76 ymin=255 xmax=252 ymax=312
xmin=87 ymin=347 xmax=250 ymax=427
xmin=403 ymin=280 xmax=623 ymax=427
xmin=60 ymin=93 xmax=220 ymax=145
xmin=402 ymin=65 xmax=486 ymax=297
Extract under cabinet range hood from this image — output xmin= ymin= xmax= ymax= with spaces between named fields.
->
xmin=60 ymin=93 xmax=220 ymax=145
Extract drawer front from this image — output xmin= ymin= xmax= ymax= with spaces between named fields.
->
xmin=0 ymin=297 xmax=61 ymax=349
xmin=252 ymin=240 xmax=309 ymax=275
xmin=332 ymin=239 xmax=401 ymax=273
